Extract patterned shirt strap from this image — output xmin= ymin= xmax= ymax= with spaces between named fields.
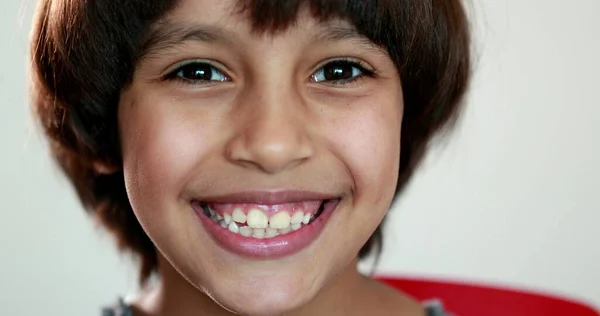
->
xmin=424 ymin=299 xmax=452 ymax=316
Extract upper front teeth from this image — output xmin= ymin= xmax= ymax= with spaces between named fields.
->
xmin=232 ymin=208 xmax=246 ymax=223
xmin=290 ymin=211 xmax=304 ymax=224
xmin=268 ymin=211 xmax=291 ymax=229
xmin=206 ymin=206 xmax=316 ymax=238
xmin=247 ymin=209 xmax=269 ymax=228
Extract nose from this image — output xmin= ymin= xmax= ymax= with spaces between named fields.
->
xmin=225 ymin=86 xmax=315 ymax=174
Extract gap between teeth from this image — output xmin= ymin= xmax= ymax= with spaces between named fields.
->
xmin=207 ymin=208 xmax=316 ymax=239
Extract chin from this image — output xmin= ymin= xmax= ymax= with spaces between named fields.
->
xmin=205 ymin=274 xmax=320 ymax=316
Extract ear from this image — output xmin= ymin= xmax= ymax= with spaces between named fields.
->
xmin=91 ymin=160 xmax=120 ymax=175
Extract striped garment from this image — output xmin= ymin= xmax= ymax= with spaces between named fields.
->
xmin=102 ymin=298 xmax=452 ymax=316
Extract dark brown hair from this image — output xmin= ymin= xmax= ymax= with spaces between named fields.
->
xmin=30 ymin=0 xmax=471 ymax=284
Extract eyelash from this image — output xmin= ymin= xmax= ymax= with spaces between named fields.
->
xmin=164 ymin=60 xmax=229 ymax=85
xmin=163 ymin=58 xmax=377 ymax=86
xmin=310 ymin=58 xmax=377 ymax=86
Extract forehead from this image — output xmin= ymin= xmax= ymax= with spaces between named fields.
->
xmin=142 ymin=0 xmax=385 ymax=58
xmin=169 ymin=0 xmax=240 ymax=25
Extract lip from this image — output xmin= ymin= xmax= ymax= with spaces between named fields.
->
xmin=192 ymin=198 xmax=340 ymax=259
xmin=197 ymin=190 xmax=340 ymax=205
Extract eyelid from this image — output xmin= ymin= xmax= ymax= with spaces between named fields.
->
xmin=162 ymin=59 xmax=231 ymax=78
xmin=310 ymin=57 xmax=376 ymax=76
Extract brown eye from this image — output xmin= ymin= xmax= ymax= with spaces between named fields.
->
xmin=323 ymin=62 xmax=355 ymax=80
xmin=168 ymin=61 xmax=228 ymax=83
xmin=311 ymin=59 xmax=372 ymax=84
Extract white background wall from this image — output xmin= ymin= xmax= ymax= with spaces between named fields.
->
xmin=1 ymin=1 xmax=598 ymax=315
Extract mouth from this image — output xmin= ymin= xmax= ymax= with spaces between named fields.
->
xmin=190 ymin=191 xmax=341 ymax=258
xmin=199 ymin=200 xmax=328 ymax=238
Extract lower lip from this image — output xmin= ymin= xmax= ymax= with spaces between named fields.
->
xmin=192 ymin=200 xmax=339 ymax=259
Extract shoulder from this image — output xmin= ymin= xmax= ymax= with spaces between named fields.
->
xmin=101 ymin=298 xmax=451 ymax=316
xmin=103 ymin=283 xmax=453 ymax=316
xmin=358 ymin=277 xmax=427 ymax=316
xmin=101 ymin=299 xmax=133 ymax=316
xmin=365 ymin=278 xmax=453 ymax=316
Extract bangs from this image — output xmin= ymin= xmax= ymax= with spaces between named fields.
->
xmin=238 ymin=0 xmax=424 ymax=34
xmin=235 ymin=0 xmax=429 ymax=67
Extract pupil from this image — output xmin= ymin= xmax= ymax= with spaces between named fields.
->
xmin=324 ymin=63 xmax=352 ymax=80
xmin=182 ymin=64 xmax=212 ymax=80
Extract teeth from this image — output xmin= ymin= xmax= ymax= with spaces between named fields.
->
xmin=279 ymin=226 xmax=292 ymax=235
xmin=265 ymin=228 xmax=279 ymax=238
xmin=206 ymin=205 xmax=321 ymax=239
xmin=223 ymin=213 xmax=232 ymax=225
xmin=291 ymin=223 xmax=302 ymax=231
xmin=247 ymin=209 xmax=268 ymax=228
xmin=303 ymin=213 xmax=312 ymax=224
xmin=228 ymin=221 xmax=239 ymax=233
xmin=269 ymin=212 xmax=291 ymax=229
xmin=232 ymin=208 xmax=246 ymax=223
xmin=290 ymin=211 xmax=304 ymax=224
xmin=239 ymin=226 xmax=252 ymax=237
xmin=208 ymin=207 xmax=216 ymax=217
xmin=253 ymin=228 xmax=265 ymax=238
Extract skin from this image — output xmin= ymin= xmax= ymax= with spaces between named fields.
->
xmin=118 ymin=0 xmax=421 ymax=315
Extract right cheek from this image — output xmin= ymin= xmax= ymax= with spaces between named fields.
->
xmin=124 ymin=131 xmax=196 ymax=198
xmin=122 ymin=111 xmax=218 ymax=202
xmin=122 ymin=136 xmax=195 ymax=240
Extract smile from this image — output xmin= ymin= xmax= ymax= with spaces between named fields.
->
xmin=191 ymin=191 xmax=341 ymax=258
xmin=201 ymin=200 xmax=325 ymax=238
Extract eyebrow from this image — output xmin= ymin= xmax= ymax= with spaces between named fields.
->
xmin=315 ymin=26 xmax=384 ymax=53
xmin=139 ymin=22 xmax=239 ymax=60
xmin=139 ymin=22 xmax=384 ymax=61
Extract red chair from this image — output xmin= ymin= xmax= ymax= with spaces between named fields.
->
xmin=378 ymin=276 xmax=600 ymax=316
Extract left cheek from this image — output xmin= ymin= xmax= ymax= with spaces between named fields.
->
xmin=336 ymin=104 xmax=401 ymax=206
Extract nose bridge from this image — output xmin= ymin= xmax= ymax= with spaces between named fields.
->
xmin=226 ymin=70 xmax=314 ymax=174
xmin=247 ymin=85 xmax=304 ymax=148
xmin=261 ymin=93 xmax=298 ymax=132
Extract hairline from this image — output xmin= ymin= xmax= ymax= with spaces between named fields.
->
xmin=138 ymin=18 xmax=387 ymax=63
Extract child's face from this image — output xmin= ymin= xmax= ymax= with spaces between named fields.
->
xmin=118 ymin=0 xmax=402 ymax=314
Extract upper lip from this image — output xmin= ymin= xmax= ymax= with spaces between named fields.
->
xmin=195 ymin=190 xmax=339 ymax=205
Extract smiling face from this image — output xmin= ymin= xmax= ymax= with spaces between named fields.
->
xmin=118 ymin=0 xmax=403 ymax=314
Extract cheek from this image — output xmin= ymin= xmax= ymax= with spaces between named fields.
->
xmin=331 ymin=99 xmax=402 ymax=204
xmin=118 ymin=98 xmax=216 ymax=206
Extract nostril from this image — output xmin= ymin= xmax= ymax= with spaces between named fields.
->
xmin=224 ymin=113 xmax=314 ymax=173
xmin=226 ymin=138 xmax=313 ymax=174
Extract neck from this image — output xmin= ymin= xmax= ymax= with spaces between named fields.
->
xmin=134 ymin=254 xmax=370 ymax=316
